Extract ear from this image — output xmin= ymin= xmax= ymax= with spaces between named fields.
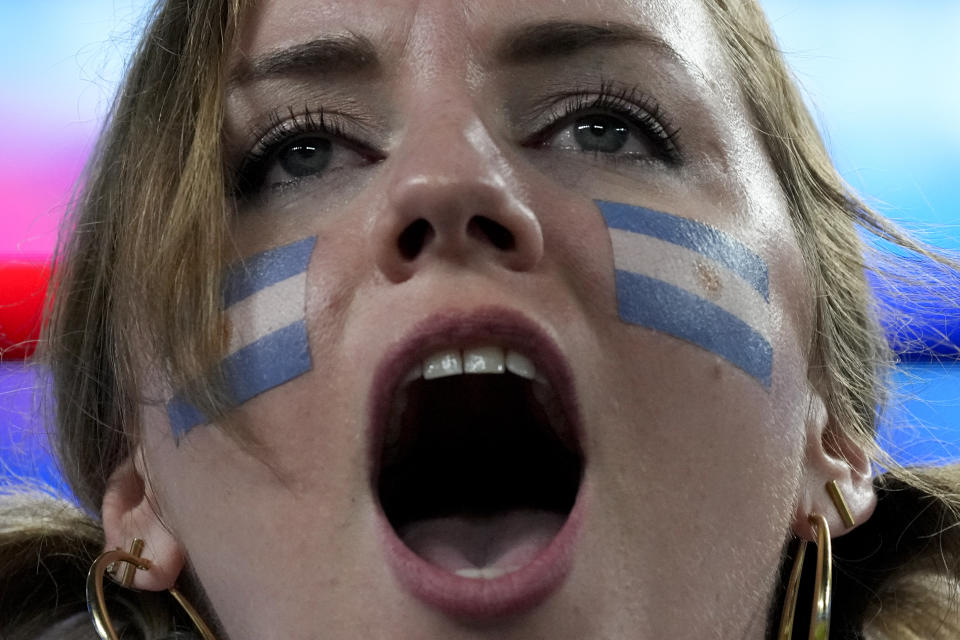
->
xmin=101 ymin=452 xmax=185 ymax=591
xmin=792 ymin=392 xmax=878 ymax=541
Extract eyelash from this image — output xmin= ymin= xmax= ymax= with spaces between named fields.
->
xmin=525 ymin=82 xmax=682 ymax=164
xmin=232 ymin=83 xmax=682 ymax=198
xmin=233 ymin=107 xmax=376 ymax=198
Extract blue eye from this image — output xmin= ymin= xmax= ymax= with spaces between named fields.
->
xmin=573 ymin=115 xmax=630 ymax=153
xmin=529 ymin=86 xmax=682 ymax=165
xmin=234 ymin=109 xmax=379 ymax=199
xmin=278 ymin=137 xmax=333 ymax=178
xmin=547 ymin=111 xmax=664 ymax=161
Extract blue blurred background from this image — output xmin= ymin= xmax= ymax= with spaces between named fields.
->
xmin=1 ymin=1 xmax=958 ymax=494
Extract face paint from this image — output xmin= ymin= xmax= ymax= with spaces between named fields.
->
xmin=167 ymin=236 xmax=317 ymax=437
xmin=595 ymin=200 xmax=772 ymax=388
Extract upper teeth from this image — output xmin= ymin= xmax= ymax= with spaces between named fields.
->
xmin=417 ymin=347 xmax=537 ymax=382
xmin=454 ymin=566 xmax=518 ymax=580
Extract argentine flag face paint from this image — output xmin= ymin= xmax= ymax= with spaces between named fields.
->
xmin=596 ymin=200 xmax=772 ymax=388
xmin=167 ymin=236 xmax=317 ymax=437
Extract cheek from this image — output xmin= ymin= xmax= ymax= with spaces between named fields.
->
xmin=579 ymin=201 xmax=810 ymax=614
xmin=583 ymin=196 xmax=813 ymax=505
xmin=166 ymin=236 xmax=317 ymax=438
xmin=595 ymin=199 xmax=773 ymax=389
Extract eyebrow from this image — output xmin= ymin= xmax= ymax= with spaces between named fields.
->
xmin=495 ymin=21 xmax=685 ymax=65
xmin=230 ymin=32 xmax=380 ymax=85
xmin=229 ymin=20 xmax=684 ymax=88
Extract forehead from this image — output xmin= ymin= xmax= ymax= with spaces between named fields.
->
xmin=234 ymin=0 xmax=727 ymax=88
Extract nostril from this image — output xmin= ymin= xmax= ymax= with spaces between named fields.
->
xmin=468 ymin=216 xmax=515 ymax=252
xmin=398 ymin=218 xmax=434 ymax=261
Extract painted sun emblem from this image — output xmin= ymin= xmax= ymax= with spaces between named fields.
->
xmin=695 ymin=261 xmax=723 ymax=300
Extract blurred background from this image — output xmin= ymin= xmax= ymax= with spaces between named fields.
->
xmin=1 ymin=1 xmax=958 ymax=495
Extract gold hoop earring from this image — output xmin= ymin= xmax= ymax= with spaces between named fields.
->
xmin=777 ymin=480 xmax=854 ymax=640
xmin=777 ymin=513 xmax=831 ymax=640
xmin=86 ymin=538 xmax=217 ymax=640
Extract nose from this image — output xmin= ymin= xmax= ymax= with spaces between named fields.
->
xmin=373 ymin=118 xmax=544 ymax=283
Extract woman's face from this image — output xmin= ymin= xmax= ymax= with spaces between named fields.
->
xmin=127 ymin=0 xmax=852 ymax=637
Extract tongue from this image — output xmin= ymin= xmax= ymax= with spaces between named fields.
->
xmin=399 ymin=509 xmax=564 ymax=574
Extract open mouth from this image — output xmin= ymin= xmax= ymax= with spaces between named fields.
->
xmin=378 ymin=346 xmax=583 ymax=577
xmin=370 ymin=315 xmax=586 ymax=618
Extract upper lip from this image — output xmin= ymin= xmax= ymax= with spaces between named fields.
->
xmin=366 ymin=305 xmax=584 ymax=491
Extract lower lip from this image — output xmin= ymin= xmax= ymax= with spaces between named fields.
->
xmin=376 ymin=486 xmax=587 ymax=620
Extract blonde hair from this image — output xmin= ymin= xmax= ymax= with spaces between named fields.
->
xmin=46 ymin=0 xmax=242 ymax=516
xmin=2 ymin=0 xmax=959 ymax=637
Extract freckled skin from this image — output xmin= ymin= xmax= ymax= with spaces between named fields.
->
xmin=713 ymin=361 xmax=725 ymax=381
xmin=102 ymin=1 xmax=878 ymax=638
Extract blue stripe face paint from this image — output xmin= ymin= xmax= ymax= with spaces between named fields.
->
xmin=222 ymin=236 xmax=317 ymax=307
xmin=167 ymin=236 xmax=317 ymax=437
xmin=595 ymin=200 xmax=773 ymax=388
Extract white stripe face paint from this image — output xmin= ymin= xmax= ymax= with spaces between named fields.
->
xmin=607 ymin=229 xmax=772 ymax=345
xmin=226 ymin=272 xmax=308 ymax=354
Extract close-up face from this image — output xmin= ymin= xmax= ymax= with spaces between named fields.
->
xmin=109 ymin=0 xmax=875 ymax=638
